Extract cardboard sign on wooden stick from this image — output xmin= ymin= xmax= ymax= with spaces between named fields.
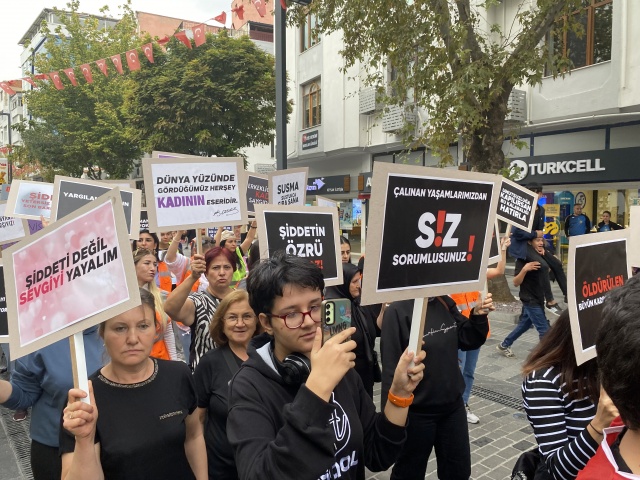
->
xmin=268 ymin=167 xmax=309 ymax=206
xmin=50 ymin=176 xmax=142 ymax=241
xmin=567 ymin=230 xmax=630 ymax=366
xmin=0 ymin=261 xmax=8 ymax=341
xmin=360 ymin=163 xmax=499 ymax=354
xmin=3 ymin=188 xmax=141 ymax=360
xmin=142 ymin=156 xmax=247 ymax=231
xmin=0 ymin=202 xmax=29 ymax=246
xmin=254 ymin=204 xmax=343 ymax=286
xmin=495 ymin=178 xmax=537 ymax=233
xmin=5 ymin=180 xmax=54 ymax=220
xmin=629 ymin=205 xmax=640 ymax=268
xmin=316 ymin=195 xmax=338 ymax=209
xmin=244 ymin=172 xmax=269 ymax=216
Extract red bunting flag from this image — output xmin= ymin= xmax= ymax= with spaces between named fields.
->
xmin=80 ymin=64 xmax=94 ymax=84
xmin=110 ymin=54 xmax=124 ymax=75
xmin=63 ymin=68 xmax=78 ymax=86
xmin=0 ymin=81 xmax=16 ymax=96
xmin=96 ymin=59 xmax=109 ymax=77
xmin=213 ymin=12 xmax=227 ymax=24
xmin=34 ymin=73 xmax=50 ymax=81
xmin=174 ymin=31 xmax=192 ymax=49
xmin=253 ymin=0 xmax=266 ymax=17
xmin=22 ymin=77 xmax=37 ymax=88
xmin=142 ymin=43 xmax=154 ymax=63
xmin=50 ymin=72 xmax=64 ymax=90
xmin=126 ymin=49 xmax=141 ymax=71
xmin=158 ymin=36 xmax=171 ymax=46
xmin=232 ymin=4 xmax=245 ymax=20
xmin=192 ymin=24 xmax=206 ymax=47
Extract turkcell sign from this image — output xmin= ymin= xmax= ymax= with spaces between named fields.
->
xmin=509 ymin=147 xmax=640 ymax=185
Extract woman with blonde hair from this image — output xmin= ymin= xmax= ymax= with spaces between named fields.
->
xmin=194 ymin=290 xmax=259 ymax=480
xmin=134 ymin=248 xmax=179 ymax=360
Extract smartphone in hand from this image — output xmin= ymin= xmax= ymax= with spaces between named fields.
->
xmin=321 ymin=299 xmax=352 ymax=344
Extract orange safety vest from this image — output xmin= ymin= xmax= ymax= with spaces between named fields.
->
xmin=449 ymin=291 xmax=491 ymax=338
xmin=150 ymin=311 xmax=170 ymax=360
xmin=157 ymin=261 xmax=173 ymax=294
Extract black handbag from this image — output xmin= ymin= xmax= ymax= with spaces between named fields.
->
xmin=510 ymin=448 xmax=553 ymax=480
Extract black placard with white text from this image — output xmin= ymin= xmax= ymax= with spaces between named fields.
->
xmin=140 ymin=209 xmax=149 ymax=231
xmin=255 ymin=205 xmax=342 ymax=286
xmin=496 ymin=178 xmax=536 ymax=232
xmin=0 ymin=265 xmax=7 ymax=339
xmin=246 ymin=174 xmax=269 ymax=215
xmin=361 ymin=164 xmax=500 ymax=304
xmin=568 ymin=231 xmax=630 ymax=365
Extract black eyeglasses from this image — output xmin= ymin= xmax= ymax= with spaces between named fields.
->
xmin=268 ymin=305 xmax=322 ymax=329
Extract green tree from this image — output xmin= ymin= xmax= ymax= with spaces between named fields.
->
xmin=124 ymin=32 xmax=279 ymax=160
xmin=22 ymin=0 xmax=141 ymax=179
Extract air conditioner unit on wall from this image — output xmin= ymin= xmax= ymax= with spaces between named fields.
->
xmin=505 ymin=89 xmax=526 ymax=124
xmin=359 ymin=86 xmax=382 ymax=115
xmin=381 ymin=105 xmax=417 ymax=133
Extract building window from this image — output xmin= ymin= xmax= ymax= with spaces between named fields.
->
xmin=302 ymin=82 xmax=321 ymax=129
xmin=300 ymin=14 xmax=319 ymax=52
xmin=547 ymin=0 xmax=612 ymax=72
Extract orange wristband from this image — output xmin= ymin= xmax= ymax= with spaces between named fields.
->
xmin=387 ymin=391 xmax=414 ymax=408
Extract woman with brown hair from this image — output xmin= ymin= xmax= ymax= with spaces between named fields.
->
xmin=521 ymin=310 xmax=618 ymax=479
xmin=193 ymin=290 xmax=259 ymax=480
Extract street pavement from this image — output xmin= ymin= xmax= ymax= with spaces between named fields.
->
xmin=0 ymin=269 xmax=565 ymax=480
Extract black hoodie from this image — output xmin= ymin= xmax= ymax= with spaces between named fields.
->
xmin=381 ymin=296 xmax=489 ymax=412
xmin=227 ymin=341 xmax=406 ymax=480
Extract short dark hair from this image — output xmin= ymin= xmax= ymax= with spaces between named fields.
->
xmin=602 ymin=210 xmax=611 ymax=216
xmin=246 ymin=240 xmax=261 ymax=271
xmin=205 ymin=246 xmax=237 ymax=273
xmin=339 ymin=236 xmax=351 ymax=247
xmin=246 ymin=251 xmax=324 ymax=316
xmin=526 ymin=182 xmax=543 ymax=193
xmin=596 ymin=275 xmax=640 ymax=429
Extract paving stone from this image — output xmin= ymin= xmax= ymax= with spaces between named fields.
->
xmin=471 ymin=435 xmax=494 ymax=447
xmin=512 ymin=439 xmax=535 ymax=451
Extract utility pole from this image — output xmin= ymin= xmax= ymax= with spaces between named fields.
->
xmin=274 ymin=2 xmax=287 ymax=171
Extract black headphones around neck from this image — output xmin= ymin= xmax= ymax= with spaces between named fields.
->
xmin=268 ymin=342 xmax=311 ymax=386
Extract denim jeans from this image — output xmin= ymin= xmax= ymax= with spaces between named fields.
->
xmin=390 ymin=399 xmax=470 ymax=480
xmin=502 ymin=304 xmax=549 ymax=348
xmin=457 ymin=348 xmax=480 ymax=405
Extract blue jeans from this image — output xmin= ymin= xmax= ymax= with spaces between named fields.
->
xmin=502 ymin=304 xmax=549 ymax=347
xmin=458 ymin=348 xmax=480 ymax=405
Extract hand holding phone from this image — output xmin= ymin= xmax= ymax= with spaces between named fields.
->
xmin=321 ymin=299 xmax=352 ymax=345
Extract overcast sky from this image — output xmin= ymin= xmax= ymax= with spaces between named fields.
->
xmin=0 ymin=0 xmax=232 ymax=82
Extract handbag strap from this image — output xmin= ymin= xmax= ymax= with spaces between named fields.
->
xmin=221 ymin=346 xmax=240 ymax=376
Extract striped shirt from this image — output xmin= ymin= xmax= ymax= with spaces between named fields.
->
xmin=522 ymin=366 xmax=600 ymax=480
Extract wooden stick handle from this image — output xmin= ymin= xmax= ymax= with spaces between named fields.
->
xmin=195 ymin=229 xmax=203 ymax=256
xmin=408 ymin=298 xmax=428 ymax=359
xmin=69 ymin=333 xmax=90 ymax=404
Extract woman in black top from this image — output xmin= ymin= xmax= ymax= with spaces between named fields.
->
xmin=194 ymin=290 xmax=258 ymax=480
xmin=60 ymin=289 xmax=207 ymax=480
xmin=325 ymin=263 xmax=380 ymax=397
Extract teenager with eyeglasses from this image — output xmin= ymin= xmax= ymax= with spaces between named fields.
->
xmin=226 ymin=252 xmax=426 ymax=480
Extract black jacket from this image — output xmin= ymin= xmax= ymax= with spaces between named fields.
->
xmin=381 ymin=296 xmax=488 ymax=412
xmin=227 ymin=341 xmax=406 ymax=480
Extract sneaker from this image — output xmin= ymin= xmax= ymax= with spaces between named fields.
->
xmin=496 ymin=343 xmax=515 ymax=358
xmin=12 ymin=409 xmax=28 ymax=422
xmin=466 ymin=404 xmax=479 ymax=424
xmin=545 ymin=302 xmax=563 ymax=316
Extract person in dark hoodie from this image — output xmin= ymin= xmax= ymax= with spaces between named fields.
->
xmin=381 ymin=293 xmax=494 ymax=480
xmin=227 ymin=252 xmax=426 ymax=480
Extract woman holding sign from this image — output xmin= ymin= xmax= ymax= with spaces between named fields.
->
xmin=60 ymin=289 xmax=207 ymax=480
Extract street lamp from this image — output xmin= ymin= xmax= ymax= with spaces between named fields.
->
xmin=0 ymin=112 xmax=12 ymax=183
xmin=275 ymin=0 xmax=312 ymax=171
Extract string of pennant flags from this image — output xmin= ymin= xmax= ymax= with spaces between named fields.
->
xmin=0 ymin=0 xmax=287 ymax=96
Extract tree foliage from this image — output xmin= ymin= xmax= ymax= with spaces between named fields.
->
xmin=124 ymin=32 xmax=279 ymax=159
xmin=289 ymin=0 xmax=585 ymax=174
xmin=22 ymin=0 xmax=141 ymax=179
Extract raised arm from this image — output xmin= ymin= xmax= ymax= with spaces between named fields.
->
xmin=240 ymin=221 xmax=258 ymax=254
xmin=164 ymin=254 xmax=206 ymax=325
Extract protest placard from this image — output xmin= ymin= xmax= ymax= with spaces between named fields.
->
xmin=101 ymin=179 xmax=136 ymax=188
xmin=255 ymin=204 xmax=342 ymax=286
xmin=245 ymin=172 xmax=269 ymax=216
xmin=0 ymin=261 xmax=7 ymax=341
xmin=268 ymin=167 xmax=309 ymax=206
xmin=0 ymin=202 xmax=29 ymax=246
xmin=630 ymin=205 xmax=640 ymax=268
xmin=152 ymin=151 xmax=208 ymax=159
xmin=142 ymin=156 xmax=247 ymax=230
xmin=3 ymin=189 xmax=140 ymax=359
xmin=139 ymin=209 xmax=149 ymax=231
xmin=50 ymin=176 xmax=142 ymax=240
xmin=5 ymin=180 xmax=54 ymax=220
xmin=495 ymin=178 xmax=537 ymax=232
xmin=316 ymin=196 xmax=337 ymax=209
xmin=568 ymin=230 xmax=630 ymax=365
xmin=361 ymin=163 xmax=500 ymax=305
